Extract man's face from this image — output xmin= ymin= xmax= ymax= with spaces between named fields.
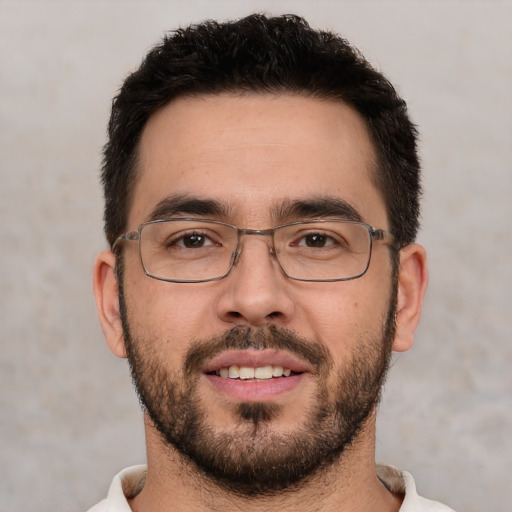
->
xmin=119 ymin=93 xmax=397 ymax=493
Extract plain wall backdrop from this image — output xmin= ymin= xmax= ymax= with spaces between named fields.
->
xmin=1 ymin=1 xmax=511 ymax=511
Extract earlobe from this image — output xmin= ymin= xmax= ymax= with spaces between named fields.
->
xmin=93 ymin=250 xmax=127 ymax=358
xmin=392 ymin=244 xmax=429 ymax=353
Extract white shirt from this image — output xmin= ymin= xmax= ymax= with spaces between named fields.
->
xmin=87 ymin=464 xmax=456 ymax=511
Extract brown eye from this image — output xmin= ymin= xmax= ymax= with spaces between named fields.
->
xmin=168 ymin=232 xmax=217 ymax=249
xmin=303 ymin=234 xmax=330 ymax=247
xmin=182 ymin=234 xmax=207 ymax=248
xmin=294 ymin=232 xmax=337 ymax=248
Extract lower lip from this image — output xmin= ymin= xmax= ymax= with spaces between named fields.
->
xmin=204 ymin=373 xmax=306 ymax=402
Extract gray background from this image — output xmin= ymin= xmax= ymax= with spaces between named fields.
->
xmin=1 ymin=1 xmax=511 ymax=511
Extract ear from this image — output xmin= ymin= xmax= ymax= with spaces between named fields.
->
xmin=93 ymin=250 xmax=127 ymax=358
xmin=392 ymin=243 xmax=428 ymax=353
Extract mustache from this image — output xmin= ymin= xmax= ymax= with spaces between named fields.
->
xmin=184 ymin=325 xmax=332 ymax=376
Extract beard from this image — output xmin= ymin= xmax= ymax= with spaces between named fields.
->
xmin=119 ymin=281 xmax=397 ymax=497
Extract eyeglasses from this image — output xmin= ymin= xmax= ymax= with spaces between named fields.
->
xmin=113 ymin=218 xmax=396 ymax=283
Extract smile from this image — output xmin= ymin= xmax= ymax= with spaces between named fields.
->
xmin=202 ymin=350 xmax=309 ymax=401
xmin=213 ymin=365 xmax=295 ymax=380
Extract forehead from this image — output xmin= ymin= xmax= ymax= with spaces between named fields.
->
xmin=130 ymin=93 xmax=385 ymax=228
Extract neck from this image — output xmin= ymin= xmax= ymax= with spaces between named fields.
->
xmin=128 ymin=413 xmax=403 ymax=512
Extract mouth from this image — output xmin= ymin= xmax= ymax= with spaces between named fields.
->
xmin=202 ymin=350 xmax=310 ymax=401
xmin=209 ymin=364 xmax=297 ymax=380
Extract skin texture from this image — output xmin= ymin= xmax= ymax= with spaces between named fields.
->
xmin=93 ymin=93 xmax=428 ymax=512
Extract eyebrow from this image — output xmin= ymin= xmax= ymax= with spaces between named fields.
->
xmin=272 ymin=197 xmax=363 ymax=224
xmin=146 ymin=194 xmax=363 ymax=225
xmin=147 ymin=194 xmax=232 ymax=222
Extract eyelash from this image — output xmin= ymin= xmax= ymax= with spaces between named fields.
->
xmin=166 ymin=231 xmax=220 ymax=249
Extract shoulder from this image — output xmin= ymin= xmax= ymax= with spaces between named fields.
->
xmin=377 ymin=464 xmax=456 ymax=512
xmin=85 ymin=465 xmax=147 ymax=512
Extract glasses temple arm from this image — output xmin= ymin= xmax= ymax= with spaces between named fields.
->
xmin=112 ymin=230 xmax=140 ymax=251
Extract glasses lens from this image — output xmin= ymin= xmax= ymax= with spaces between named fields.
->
xmin=137 ymin=219 xmax=372 ymax=282
xmin=139 ymin=220 xmax=238 ymax=282
xmin=274 ymin=221 xmax=371 ymax=281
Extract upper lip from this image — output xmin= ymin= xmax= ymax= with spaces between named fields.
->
xmin=202 ymin=349 xmax=313 ymax=374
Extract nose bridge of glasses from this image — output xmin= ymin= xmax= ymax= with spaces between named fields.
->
xmin=238 ymin=227 xmax=275 ymax=237
xmin=232 ymin=227 xmax=277 ymax=264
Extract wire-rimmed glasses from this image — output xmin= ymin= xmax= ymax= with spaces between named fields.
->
xmin=113 ymin=218 xmax=396 ymax=283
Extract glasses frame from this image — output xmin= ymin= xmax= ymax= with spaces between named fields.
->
xmin=112 ymin=218 xmax=397 ymax=283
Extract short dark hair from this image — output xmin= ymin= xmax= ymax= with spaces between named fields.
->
xmin=102 ymin=14 xmax=420 ymax=249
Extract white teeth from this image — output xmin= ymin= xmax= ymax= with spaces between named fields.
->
xmin=254 ymin=365 xmax=273 ymax=379
xmin=216 ymin=365 xmax=294 ymax=380
xmin=239 ymin=367 xmax=255 ymax=380
xmin=272 ymin=365 xmax=284 ymax=377
xmin=228 ymin=365 xmax=240 ymax=378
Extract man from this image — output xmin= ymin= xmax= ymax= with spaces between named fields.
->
xmin=91 ymin=14 xmax=453 ymax=511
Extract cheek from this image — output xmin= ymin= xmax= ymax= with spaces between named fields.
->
xmin=293 ymin=285 xmax=359 ymax=338
xmin=295 ymin=277 xmax=392 ymax=352
xmin=124 ymin=269 xmax=222 ymax=348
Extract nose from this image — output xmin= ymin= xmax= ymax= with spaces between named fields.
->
xmin=216 ymin=236 xmax=295 ymax=327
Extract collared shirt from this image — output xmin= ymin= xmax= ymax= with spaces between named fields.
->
xmin=87 ymin=464 xmax=456 ymax=511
